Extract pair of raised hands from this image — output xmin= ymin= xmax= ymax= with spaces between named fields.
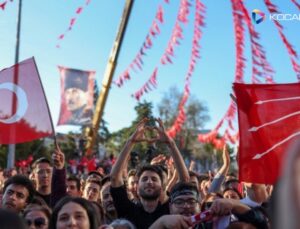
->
xmin=130 ymin=118 xmax=172 ymax=145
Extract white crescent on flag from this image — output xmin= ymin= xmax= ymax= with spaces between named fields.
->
xmin=0 ymin=82 xmax=28 ymax=124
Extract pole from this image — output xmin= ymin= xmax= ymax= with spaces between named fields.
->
xmin=85 ymin=0 xmax=134 ymax=154
xmin=7 ymin=0 xmax=22 ymax=168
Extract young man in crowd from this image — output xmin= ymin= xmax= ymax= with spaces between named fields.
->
xmin=66 ymin=175 xmax=81 ymax=197
xmin=126 ymin=169 xmax=138 ymax=202
xmin=31 ymin=158 xmax=53 ymax=205
xmin=1 ymin=175 xmax=35 ymax=213
xmin=150 ymin=182 xmax=269 ymax=229
xmin=100 ymin=176 xmax=118 ymax=224
xmin=82 ymin=178 xmax=101 ymax=202
xmin=110 ymin=118 xmax=189 ymax=229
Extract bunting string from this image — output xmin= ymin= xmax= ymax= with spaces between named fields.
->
xmin=264 ymin=0 xmax=300 ymax=80
xmin=291 ymin=0 xmax=300 ymax=10
xmin=198 ymin=101 xmax=238 ymax=149
xmin=167 ymin=0 xmax=206 ymax=138
xmin=56 ymin=0 xmax=92 ymax=48
xmin=114 ymin=2 xmax=166 ymax=87
xmin=238 ymin=1 xmax=275 ymax=84
xmin=0 ymin=0 xmax=13 ymax=11
xmin=231 ymin=0 xmax=246 ymax=83
xmin=197 ymin=0 xmax=246 ymax=149
xmin=133 ymin=0 xmax=191 ymax=101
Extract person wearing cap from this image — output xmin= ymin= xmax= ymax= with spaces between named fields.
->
xmin=64 ymin=69 xmax=93 ymax=125
xmin=149 ymin=182 xmax=199 ymax=229
xmin=150 ymin=182 xmax=269 ymax=229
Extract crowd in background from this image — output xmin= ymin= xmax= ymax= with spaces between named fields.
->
xmin=0 ymin=118 xmax=296 ymax=229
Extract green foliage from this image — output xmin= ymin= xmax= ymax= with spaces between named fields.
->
xmin=158 ymin=87 xmax=210 ymax=159
xmin=104 ymin=101 xmax=155 ymax=158
xmin=0 ymin=139 xmax=52 ymax=168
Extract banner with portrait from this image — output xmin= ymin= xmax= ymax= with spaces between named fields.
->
xmin=57 ymin=66 xmax=95 ymax=126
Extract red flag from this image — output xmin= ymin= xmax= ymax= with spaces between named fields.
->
xmin=57 ymin=66 xmax=95 ymax=126
xmin=234 ymin=82 xmax=300 ymax=184
xmin=0 ymin=58 xmax=54 ymax=144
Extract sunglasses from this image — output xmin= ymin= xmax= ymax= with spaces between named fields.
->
xmin=204 ymin=201 xmax=213 ymax=209
xmin=26 ymin=217 xmax=46 ymax=227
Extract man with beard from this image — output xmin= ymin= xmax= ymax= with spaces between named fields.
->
xmin=126 ymin=169 xmax=138 ymax=202
xmin=110 ymin=118 xmax=189 ymax=229
xmin=100 ymin=176 xmax=117 ymax=224
xmin=32 ymin=158 xmax=52 ymax=205
xmin=111 ymin=164 xmax=167 ymax=229
xmin=1 ymin=175 xmax=35 ymax=213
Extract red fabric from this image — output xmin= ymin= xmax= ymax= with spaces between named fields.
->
xmin=167 ymin=0 xmax=206 ymax=138
xmin=87 ymin=157 xmax=96 ymax=172
xmin=234 ymin=82 xmax=300 ymax=184
xmin=0 ymin=1 xmax=7 ymax=10
xmin=114 ymin=3 xmax=165 ymax=88
xmin=0 ymin=58 xmax=54 ymax=144
xmin=57 ymin=66 xmax=95 ymax=126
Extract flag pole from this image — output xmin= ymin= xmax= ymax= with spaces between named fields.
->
xmin=7 ymin=0 xmax=22 ymax=169
xmin=85 ymin=0 xmax=134 ymax=155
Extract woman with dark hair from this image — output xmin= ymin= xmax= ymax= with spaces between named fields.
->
xmin=0 ymin=208 xmax=27 ymax=229
xmin=223 ymin=187 xmax=242 ymax=200
xmin=23 ymin=204 xmax=51 ymax=229
xmin=49 ymin=196 xmax=99 ymax=229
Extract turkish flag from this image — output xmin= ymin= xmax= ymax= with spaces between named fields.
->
xmin=0 ymin=57 xmax=54 ymax=144
xmin=57 ymin=66 xmax=95 ymax=126
xmin=234 ymin=82 xmax=300 ymax=184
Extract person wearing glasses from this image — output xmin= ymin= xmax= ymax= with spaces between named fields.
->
xmin=149 ymin=182 xmax=199 ymax=229
xmin=150 ymin=182 xmax=269 ymax=229
xmin=23 ymin=204 xmax=51 ymax=229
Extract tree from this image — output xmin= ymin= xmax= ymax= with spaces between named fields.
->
xmin=157 ymin=86 xmax=210 ymax=160
xmin=0 ymin=139 xmax=52 ymax=168
xmin=104 ymin=101 xmax=155 ymax=165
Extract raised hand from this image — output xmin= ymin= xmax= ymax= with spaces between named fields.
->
xmin=52 ymin=144 xmax=65 ymax=170
xmin=130 ymin=118 xmax=148 ymax=143
xmin=154 ymin=118 xmax=172 ymax=144
xmin=222 ymin=145 xmax=230 ymax=166
xmin=150 ymin=154 xmax=166 ymax=165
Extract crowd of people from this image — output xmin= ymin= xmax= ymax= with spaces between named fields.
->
xmin=0 ymin=118 xmax=295 ymax=228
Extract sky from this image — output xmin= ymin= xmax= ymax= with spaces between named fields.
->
xmin=0 ymin=0 xmax=299 ymax=135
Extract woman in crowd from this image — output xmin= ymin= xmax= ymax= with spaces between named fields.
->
xmin=23 ymin=204 xmax=51 ymax=229
xmin=49 ymin=196 xmax=99 ymax=229
xmin=0 ymin=208 xmax=27 ymax=229
xmin=223 ymin=187 xmax=242 ymax=200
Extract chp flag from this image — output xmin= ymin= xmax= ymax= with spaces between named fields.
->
xmin=233 ymin=82 xmax=300 ymax=184
xmin=0 ymin=57 xmax=54 ymax=144
xmin=57 ymin=66 xmax=95 ymax=126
